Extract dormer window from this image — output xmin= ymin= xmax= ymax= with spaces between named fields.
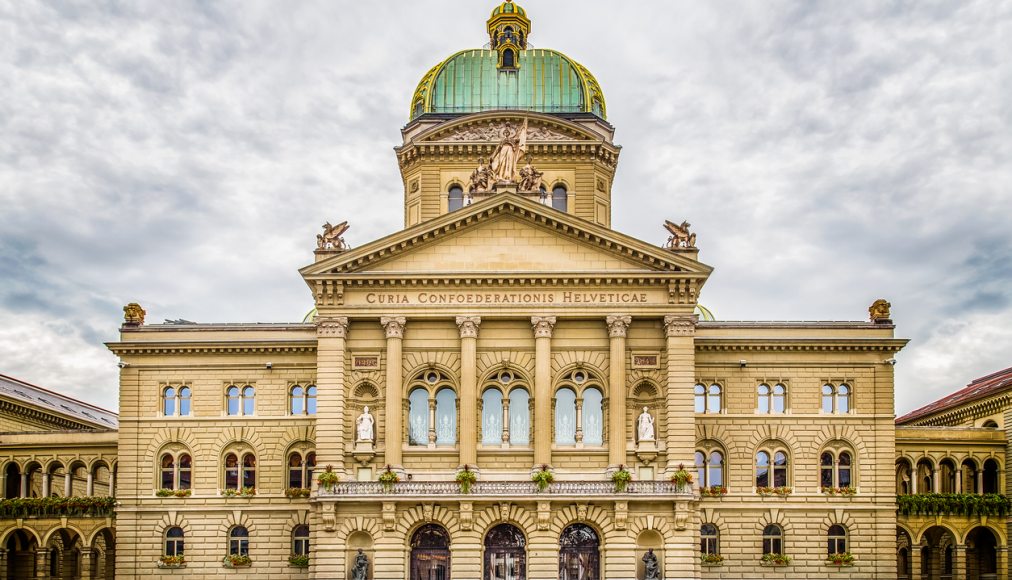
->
xmin=502 ymin=49 xmax=516 ymax=69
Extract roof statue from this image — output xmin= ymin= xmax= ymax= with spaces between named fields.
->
xmin=869 ymin=299 xmax=892 ymax=323
xmin=317 ymin=221 xmax=350 ymax=251
xmin=664 ymin=220 xmax=697 ymax=249
xmin=123 ymin=302 xmax=146 ymax=326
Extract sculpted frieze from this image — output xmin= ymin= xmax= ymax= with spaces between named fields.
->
xmin=435 ymin=120 xmax=578 ymax=142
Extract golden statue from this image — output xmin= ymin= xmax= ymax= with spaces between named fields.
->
xmin=869 ymin=299 xmax=891 ymax=322
xmin=123 ymin=303 xmax=146 ymax=326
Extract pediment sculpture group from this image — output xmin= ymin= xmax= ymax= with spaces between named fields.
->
xmin=468 ymin=119 xmax=545 ymax=195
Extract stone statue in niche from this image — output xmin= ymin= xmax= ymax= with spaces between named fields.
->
xmin=637 ymin=407 xmax=655 ymax=442
xmin=642 ymin=548 xmax=660 ymax=579
xmin=356 ymin=406 xmax=375 ymax=442
xmin=351 ymin=549 xmax=369 ymax=580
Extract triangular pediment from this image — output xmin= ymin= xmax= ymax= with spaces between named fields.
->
xmin=301 ymin=194 xmax=711 ymax=280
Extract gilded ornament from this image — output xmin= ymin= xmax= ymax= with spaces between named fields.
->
xmin=869 ymin=299 xmax=892 ymax=322
xmin=123 ymin=303 xmax=146 ymax=326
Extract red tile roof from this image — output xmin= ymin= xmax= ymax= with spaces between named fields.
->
xmin=896 ymin=366 xmax=1012 ymax=424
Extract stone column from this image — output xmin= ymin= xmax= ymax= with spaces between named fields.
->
xmin=108 ymin=468 xmax=115 ymax=497
xmin=63 ymin=473 xmax=72 ymax=497
xmin=952 ymin=544 xmax=966 ymax=580
xmin=0 ymin=548 xmax=6 ymax=580
xmin=607 ymin=315 xmax=631 ymax=469
xmin=932 ymin=468 xmax=940 ymax=493
xmin=531 ymin=316 xmax=556 ymax=468
xmin=316 ymin=316 xmax=349 ymax=477
xmin=34 ymin=547 xmax=49 ymax=578
xmin=909 ymin=545 xmax=921 ymax=580
xmin=382 ymin=317 xmax=407 ymax=469
xmin=86 ymin=472 xmax=94 ymax=497
xmin=956 ymin=469 xmax=963 ymax=493
xmin=664 ymin=315 xmax=697 ymax=472
xmin=457 ymin=317 xmax=481 ymax=469
xmin=78 ymin=548 xmax=93 ymax=579
xmin=20 ymin=473 xmax=27 ymax=498
xmin=41 ymin=473 xmax=50 ymax=498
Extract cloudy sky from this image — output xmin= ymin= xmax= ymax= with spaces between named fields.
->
xmin=1 ymin=1 xmax=1009 ymax=413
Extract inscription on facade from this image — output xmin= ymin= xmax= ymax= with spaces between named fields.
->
xmin=361 ymin=291 xmax=653 ymax=306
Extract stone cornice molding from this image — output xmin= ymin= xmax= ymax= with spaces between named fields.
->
xmin=664 ymin=316 xmax=696 ymax=337
xmin=531 ymin=316 xmax=557 ymax=339
xmin=900 ymin=392 xmax=1012 ymax=427
xmin=694 ymin=338 xmax=908 ymax=353
xmin=606 ymin=315 xmax=632 ymax=338
xmin=106 ymin=341 xmax=317 ymax=356
xmin=0 ymin=400 xmax=94 ymax=431
xmin=456 ymin=316 xmax=481 ymax=339
xmin=316 ymin=316 xmax=349 ymax=338
xmin=381 ymin=317 xmax=407 ymax=339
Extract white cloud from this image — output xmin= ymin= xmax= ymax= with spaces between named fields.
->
xmin=0 ymin=0 xmax=1009 ymax=414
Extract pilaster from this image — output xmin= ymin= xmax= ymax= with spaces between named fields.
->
xmin=382 ymin=316 xmax=407 ymax=469
xmin=532 ymin=316 xmax=556 ymax=468
xmin=606 ymin=315 xmax=631 ymax=469
xmin=457 ymin=316 xmax=481 ymax=468
xmin=664 ymin=315 xmax=697 ymax=471
xmin=316 ymin=316 xmax=349 ymax=476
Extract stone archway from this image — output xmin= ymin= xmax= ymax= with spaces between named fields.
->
xmin=917 ymin=525 xmax=957 ymax=580
xmin=965 ymin=526 xmax=999 ymax=580
xmin=3 ymin=528 xmax=39 ymax=579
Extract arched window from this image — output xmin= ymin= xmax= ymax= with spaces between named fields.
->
xmin=962 ymin=458 xmax=979 ymax=494
xmin=823 ymin=384 xmax=851 ymax=414
xmin=163 ymin=387 xmax=176 ymax=416
xmin=409 ymin=388 xmax=429 ymax=445
xmin=223 ymin=452 xmax=256 ymax=492
xmin=694 ymin=384 xmax=706 ymax=413
xmin=708 ymin=451 xmax=724 ymax=487
xmin=292 ymin=524 xmax=310 ymax=557
xmin=482 ymin=388 xmax=504 ymax=445
xmin=756 ymin=447 xmax=790 ymax=489
xmin=411 ymin=524 xmax=450 ymax=580
xmin=551 ymin=184 xmax=567 ymax=211
xmin=771 ymin=384 xmax=786 ymax=413
xmin=940 ymin=458 xmax=956 ymax=493
xmin=982 ymin=419 xmax=999 ymax=428
xmin=838 ymin=452 xmax=852 ymax=488
xmin=555 ymin=388 xmax=577 ymax=444
xmin=229 ymin=526 xmax=249 ymax=557
xmin=756 ymin=451 xmax=770 ymax=488
xmin=559 ymin=524 xmax=600 ymax=580
xmin=484 ymin=523 xmax=526 ymax=580
xmin=983 ymin=458 xmax=1000 ymax=494
xmin=164 ymin=527 xmax=184 ymax=557
xmin=226 ymin=386 xmax=241 ymax=416
xmin=773 ymin=451 xmax=788 ymax=487
xmin=916 ymin=459 xmax=934 ymax=493
xmin=762 ymin=524 xmax=783 ymax=556
xmin=509 ymin=388 xmax=530 ymax=446
xmin=289 ymin=453 xmax=304 ymax=488
xmin=707 ymin=384 xmax=722 ymax=413
xmin=502 ymin=49 xmax=516 ymax=68
xmin=757 ymin=384 xmax=770 ymax=413
xmin=225 ymin=453 xmax=239 ymax=490
xmin=896 ymin=459 xmax=913 ymax=495
xmin=290 ymin=385 xmax=304 ymax=415
xmin=161 ymin=454 xmax=175 ymax=490
xmin=695 ymin=451 xmax=706 ymax=487
xmin=827 ymin=524 xmax=847 ymax=556
xmin=178 ymin=386 xmax=191 ymax=416
xmin=448 ymin=185 xmax=464 ymax=212
xmin=242 ymin=386 xmax=256 ymax=416
xmin=179 ymin=454 xmax=191 ymax=490
xmin=700 ymin=524 xmax=719 ymax=557
xmin=306 ymin=385 xmax=317 ymax=415
xmin=435 ymin=388 xmax=457 ymax=445
xmin=242 ymin=454 xmax=256 ymax=489
xmin=582 ymin=388 xmax=603 ymax=445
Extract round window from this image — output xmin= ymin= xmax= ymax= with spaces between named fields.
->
xmin=426 ymin=372 xmax=439 ymax=384
xmin=499 ymin=371 xmax=512 ymax=384
xmin=573 ymin=371 xmax=586 ymax=384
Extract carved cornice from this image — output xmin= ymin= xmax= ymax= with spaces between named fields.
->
xmin=107 ymin=341 xmax=317 ymax=356
xmin=901 ymin=393 xmax=1012 ymax=427
xmin=606 ymin=315 xmax=632 ymax=338
xmin=456 ymin=316 xmax=481 ymax=339
xmin=381 ymin=317 xmax=407 ymax=339
xmin=664 ymin=316 xmax=696 ymax=337
xmin=531 ymin=316 xmax=557 ymax=339
xmin=316 ymin=317 xmax=349 ymax=338
xmin=0 ymin=400 xmax=96 ymax=431
xmin=693 ymin=339 xmax=909 ymax=353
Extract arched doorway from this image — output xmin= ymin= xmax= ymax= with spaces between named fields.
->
xmin=559 ymin=524 xmax=600 ymax=580
xmin=484 ymin=523 xmax=525 ymax=580
xmin=919 ymin=526 xmax=956 ymax=580
xmin=5 ymin=529 xmax=38 ymax=578
xmin=966 ymin=526 xmax=998 ymax=580
xmin=897 ymin=528 xmax=912 ymax=580
xmin=4 ymin=463 xmax=20 ymax=498
xmin=410 ymin=524 xmax=450 ymax=580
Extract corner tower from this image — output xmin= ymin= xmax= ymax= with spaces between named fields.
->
xmin=398 ymin=1 xmax=619 ymax=228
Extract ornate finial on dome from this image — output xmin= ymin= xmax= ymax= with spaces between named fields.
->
xmin=488 ymin=0 xmax=531 ymax=70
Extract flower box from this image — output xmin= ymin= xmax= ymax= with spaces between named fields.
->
xmin=288 ymin=554 xmax=310 ymax=568
xmin=700 ymin=485 xmax=727 ymax=497
xmin=0 ymin=496 xmax=117 ymax=518
xmin=821 ymin=486 xmax=857 ymax=497
xmin=700 ymin=553 xmax=724 ymax=566
xmin=317 ymin=465 xmax=340 ymax=491
xmin=285 ymin=488 xmax=311 ymax=499
xmin=827 ymin=552 xmax=855 ymax=567
xmin=756 ymin=486 xmax=792 ymax=497
xmin=670 ymin=463 xmax=694 ymax=487
xmin=379 ymin=465 xmax=400 ymax=492
xmin=611 ymin=466 xmax=632 ymax=493
xmin=156 ymin=488 xmax=191 ymax=498
xmin=223 ymin=555 xmax=252 ymax=568
xmin=157 ymin=556 xmax=185 ymax=569
xmin=221 ymin=487 xmax=256 ymax=498
xmin=760 ymin=553 xmax=792 ymax=566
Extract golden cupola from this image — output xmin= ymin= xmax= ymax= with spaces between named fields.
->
xmin=487 ymin=0 xmax=531 ymax=69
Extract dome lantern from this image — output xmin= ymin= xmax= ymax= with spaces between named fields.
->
xmin=487 ymin=0 xmax=530 ymax=70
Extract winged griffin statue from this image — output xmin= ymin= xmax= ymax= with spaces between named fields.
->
xmin=664 ymin=220 xmax=696 ymax=249
xmin=317 ymin=221 xmax=350 ymax=250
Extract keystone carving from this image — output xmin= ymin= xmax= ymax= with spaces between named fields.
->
xmin=382 ymin=502 xmax=396 ymax=531
xmin=537 ymin=501 xmax=552 ymax=531
xmin=614 ymin=501 xmax=628 ymax=530
xmin=459 ymin=502 xmax=473 ymax=531
xmin=321 ymin=502 xmax=337 ymax=532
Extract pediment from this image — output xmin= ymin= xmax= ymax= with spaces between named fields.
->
xmin=416 ymin=112 xmax=599 ymax=144
xmin=302 ymin=194 xmax=711 ymax=280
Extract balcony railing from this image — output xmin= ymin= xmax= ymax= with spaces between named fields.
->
xmin=318 ymin=480 xmax=694 ymax=498
xmin=0 ymin=496 xmax=117 ymax=518
xmin=896 ymin=493 xmax=1010 ymax=517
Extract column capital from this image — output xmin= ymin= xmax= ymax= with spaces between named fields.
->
xmin=456 ymin=316 xmax=482 ymax=339
xmin=531 ymin=316 xmax=557 ymax=339
xmin=606 ymin=315 xmax=632 ymax=338
xmin=663 ymin=315 xmax=697 ymax=337
xmin=381 ymin=316 xmax=407 ymax=339
xmin=315 ymin=316 xmax=348 ymax=338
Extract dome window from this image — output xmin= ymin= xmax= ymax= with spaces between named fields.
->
xmin=448 ymin=185 xmax=464 ymax=212
xmin=501 ymin=49 xmax=516 ymax=69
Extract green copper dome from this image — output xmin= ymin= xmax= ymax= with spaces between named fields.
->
xmin=409 ymin=1 xmax=606 ymax=121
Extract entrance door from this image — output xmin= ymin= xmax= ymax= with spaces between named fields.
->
xmin=559 ymin=524 xmax=600 ymax=580
xmin=484 ymin=524 xmax=526 ymax=580
xmin=411 ymin=524 xmax=451 ymax=580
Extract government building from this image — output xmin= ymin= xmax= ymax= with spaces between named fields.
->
xmin=0 ymin=2 xmax=1008 ymax=579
